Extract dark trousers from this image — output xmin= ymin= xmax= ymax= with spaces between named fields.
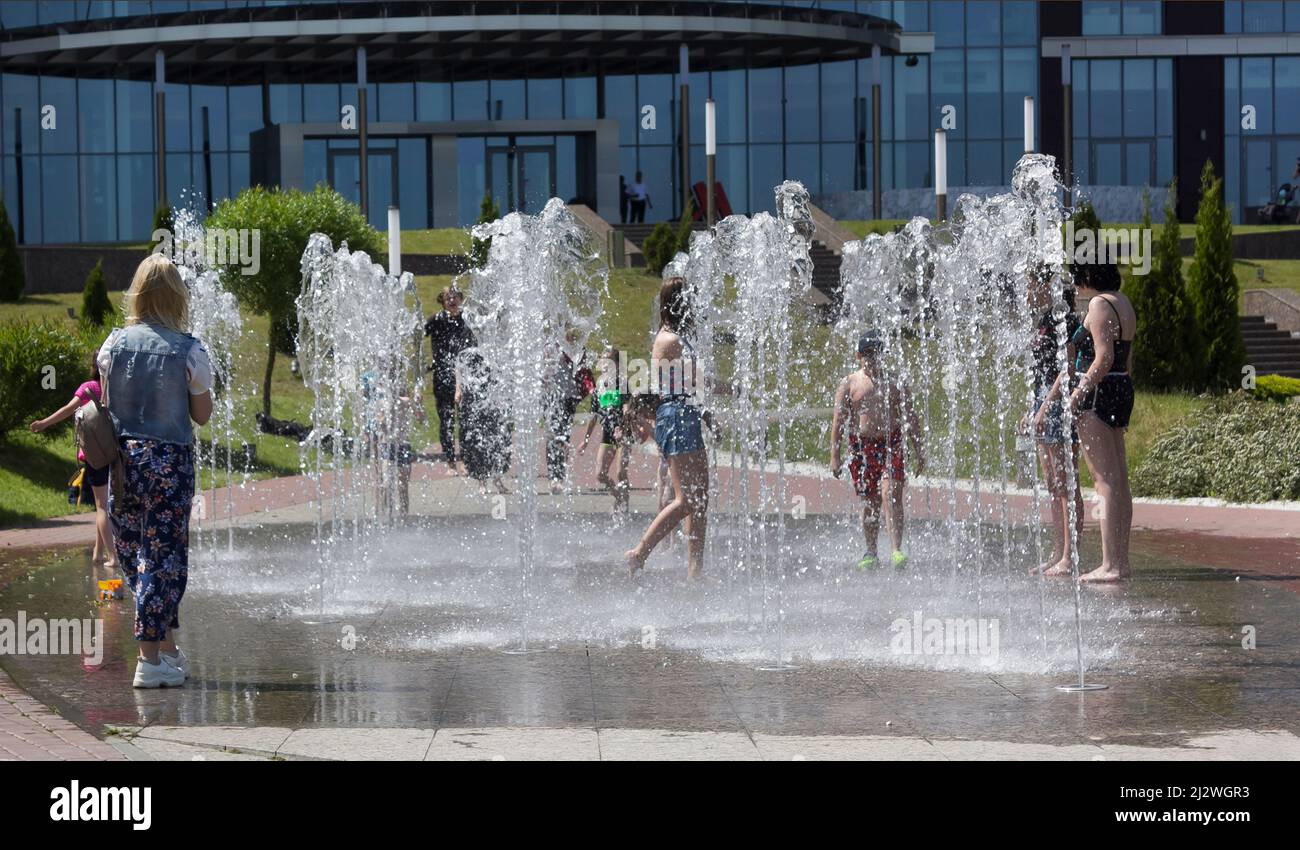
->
xmin=629 ymin=199 xmax=647 ymax=223
xmin=434 ymin=384 xmax=458 ymax=463
xmin=545 ymin=395 xmax=580 ymax=483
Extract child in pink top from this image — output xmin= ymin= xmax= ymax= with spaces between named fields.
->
xmin=30 ymin=357 xmax=116 ymax=569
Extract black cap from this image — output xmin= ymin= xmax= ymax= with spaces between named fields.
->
xmin=857 ymin=330 xmax=884 ymax=355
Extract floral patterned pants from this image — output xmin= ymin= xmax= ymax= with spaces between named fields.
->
xmin=109 ymin=439 xmax=195 ymax=642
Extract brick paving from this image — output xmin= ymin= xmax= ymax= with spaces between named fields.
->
xmin=0 ymin=668 xmax=124 ymax=761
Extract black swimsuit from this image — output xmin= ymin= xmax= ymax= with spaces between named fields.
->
xmin=1071 ymin=298 xmax=1135 ymax=429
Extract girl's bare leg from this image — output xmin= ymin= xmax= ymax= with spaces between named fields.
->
xmin=626 ymin=454 xmax=691 ymax=575
xmin=92 ymin=484 xmax=117 ymax=569
xmin=1077 ymin=412 xmax=1131 ymax=582
xmin=677 ymin=450 xmax=710 ymax=578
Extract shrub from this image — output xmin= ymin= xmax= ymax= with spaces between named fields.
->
xmin=1125 ymin=180 xmax=1196 ymax=391
xmin=470 ymin=194 xmax=500 ymax=268
xmin=642 ymin=222 xmax=677 ymax=276
xmin=205 ymin=184 xmax=383 ymax=416
xmin=1186 ymin=159 xmax=1244 ymax=390
xmin=1252 ymin=373 xmax=1300 ymax=403
xmin=80 ymin=259 xmax=113 ymax=329
xmin=0 ymin=320 xmax=92 ymax=442
xmin=0 ymin=198 xmax=24 ymax=302
xmin=1132 ymin=391 xmax=1300 ymax=502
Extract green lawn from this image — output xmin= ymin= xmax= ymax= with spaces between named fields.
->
xmin=400 ymin=228 xmax=472 ymax=255
xmin=837 ymin=220 xmax=911 ymax=239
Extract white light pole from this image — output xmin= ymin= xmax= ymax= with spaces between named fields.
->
xmin=935 ymin=129 xmax=948 ymax=221
xmin=705 ymin=98 xmax=717 ymax=226
xmin=1024 ymin=96 xmax=1035 ymax=153
xmin=388 ymin=206 xmax=401 ymax=276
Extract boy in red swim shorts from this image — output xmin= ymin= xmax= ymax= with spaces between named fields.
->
xmin=830 ymin=331 xmax=925 ymax=570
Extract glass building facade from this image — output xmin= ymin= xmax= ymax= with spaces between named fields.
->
xmin=1 ymin=1 xmax=1297 ymax=242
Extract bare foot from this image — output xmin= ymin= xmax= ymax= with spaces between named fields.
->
xmin=549 ymin=480 xmax=564 ymax=495
xmin=687 ymin=565 xmax=704 ymax=581
xmin=493 ymin=478 xmax=510 ymax=495
xmin=103 ymin=560 xmax=119 ymax=571
xmin=1080 ymin=564 xmax=1129 ymax=583
xmin=624 ymin=548 xmax=645 ymax=577
xmin=1042 ymin=559 xmax=1074 ymax=577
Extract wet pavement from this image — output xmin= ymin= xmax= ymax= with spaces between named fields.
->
xmin=1 ymin=496 xmax=1298 ymax=759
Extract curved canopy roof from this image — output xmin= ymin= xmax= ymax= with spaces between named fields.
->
xmin=0 ymin=1 xmax=930 ymax=84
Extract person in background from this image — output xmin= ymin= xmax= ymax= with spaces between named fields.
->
xmin=629 ymin=171 xmax=652 ymax=223
xmin=579 ymin=346 xmax=631 ymax=513
xmin=830 ymin=330 xmax=925 ymax=571
xmin=424 ymin=285 xmax=475 ymax=472
xmin=543 ymin=329 xmax=593 ymax=494
xmin=1023 ymin=269 xmax=1085 ymax=578
xmin=98 ymin=254 xmax=213 ymax=689
xmin=456 ymin=348 xmax=512 ymax=495
xmin=29 ymin=353 xmax=116 ymax=571
xmin=619 ymin=176 xmax=630 ymax=225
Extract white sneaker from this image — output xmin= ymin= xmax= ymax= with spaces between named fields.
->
xmin=133 ymin=657 xmax=186 ymax=688
xmin=162 ymin=648 xmax=189 ymax=680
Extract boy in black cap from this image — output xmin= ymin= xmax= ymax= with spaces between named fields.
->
xmin=830 ymin=330 xmax=925 ymax=569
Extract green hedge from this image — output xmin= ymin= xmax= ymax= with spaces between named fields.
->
xmin=1132 ymin=391 xmax=1300 ymax=502
xmin=1252 ymin=373 xmax=1300 ymax=403
xmin=0 ymin=320 xmax=95 ymax=442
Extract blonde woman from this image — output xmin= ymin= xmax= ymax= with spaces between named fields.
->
xmin=97 ymin=255 xmax=213 ymax=688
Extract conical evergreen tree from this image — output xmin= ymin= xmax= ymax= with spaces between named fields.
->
xmin=80 ymin=258 xmax=113 ymax=328
xmin=1126 ymin=180 xmax=1196 ymax=390
xmin=1186 ymin=160 xmax=1244 ymax=390
xmin=0 ymin=199 xmax=25 ymax=302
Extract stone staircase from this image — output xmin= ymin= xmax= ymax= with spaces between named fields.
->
xmin=1241 ymin=315 xmax=1300 ymax=379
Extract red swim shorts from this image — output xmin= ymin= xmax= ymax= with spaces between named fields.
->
xmin=848 ymin=432 xmax=905 ymax=503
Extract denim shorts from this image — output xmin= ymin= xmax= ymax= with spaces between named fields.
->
xmin=1032 ymin=397 xmax=1070 ymax=445
xmin=654 ymin=399 xmax=705 ymax=457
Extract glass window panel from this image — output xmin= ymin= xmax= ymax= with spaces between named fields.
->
xmin=378 ymin=83 xmax=414 ymax=122
xmin=1225 ymin=0 xmax=1243 ymax=32
xmin=524 ymin=78 xmax=560 ymax=120
xmin=1156 ymin=137 xmax=1174 ymax=186
xmin=230 ymin=151 xmax=250 ymax=200
xmin=1123 ymin=59 xmax=1155 ymax=137
xmin=785 ymin=65 xmax=819 ymax=143
xmin=416 ymin=82 xmax=451 ymax=122
xmin=165 ymin=152 xmax=192 ymax=208
xmin=944 ymin=139 xmax=966 ymax=186
xmin=604 ymin=76 xmax=636 ymax=145
xmin=304 ymin=83 xmax=340 ymax=123
xmin=1004 ymin=141 xmax=1027 ymax=183
xmin=967 ymin=0 xmax=1000 ymax=46
xmin=786 ymin=143 xmax=821 ymax=194
xmin=268 ymin=84 xmax=302 ymax=124
xmin=1082 ymin=0 xmax=1122 ymax=35
xmin=822 ymin=142 xmax=855 ymax=194
xmin=749 ymin=144 xmax=783 ymax=213
xmin=40 ymin=76 xmax=77 ymax=154
xmin=1002 ymin=48 xmax=1037 ymax=139
xmin=1094 ymin=141 xmax=1122 ymax=185
xmin=931 ymin=49 xmax=964 ymax=134
xmin=42 ymin=154 xmax=77 ymax=242
xmin=891 ymin=1 xmax=928 ymax=31
xmin=1225 ymin=138 xmax=1241 ymax=221
xmin=1289 ymin=0 xmax=1300 ymax=30
xmin=457 ymin=136 xmax=485 ymax=225
xmin=1242 ymin=0 xmax=1284 ymax=31
xmin=1089 ymin=61 xmax=1121 ymax=137
xmin=931 ymin=1 xmax=964 ymax=47
xmin=1241 ymin=58 xmax=1273 ymax=134
xmin=114 ymin=79 xmax=154 ymax=154
xmin=639 ymin=74 xmax=673 ymax=146
xmin=190 ymin=84 xmax=227 ymax=151
xmin=3 ymin=155 xmax=39 ymax=243
xmin=558 ymin=135 xmax=578 ymax=205
xmin=1125 ymin=141 xmax=1151 ymax=186
xmin=304 ymin=139 xmax=327 ymax=191
xmin=966 ymin=49 xmax=1000 ymax=139
xmin=1224 ymin=58 xmax=1240 ymax=137
xmin=712 ymin=70 xmax=747 ymax=145
xmin=1243 ymin=138 xmax=1272 ymax=207
xmin=969 ymin=140 xmax=1005 ymax=186
xmin=1002 ymin=1 xmax=1037 ymax=46
xmin=1072 ymin=137 xmax=1090 ymax=185
xmin=196 ymin=151 xmax=229 ymax=210
xmin=398 ymin=137 xmax=428 ymax=228
xmin=715 ymin=144 xmax=748 ymax=215
xmin=636 ymin=145 xmax=673 ymax=221
xmin=453 ymin=80 xmax=487 ymax=121
xmin=894 ymin=55 xmax=929 ymax=141
xmin=229 ymin=85 xmax=262 ymax=150
xmin=3 ymin=74 xmax=40 ymax=155
xmin=1123 ymin=0 xmax=1161 ymax=34
xmin=1072 ymin=60 xmax=1088 ymax=137
xmin=686 ymin=73 xmax=706 ymax=145
xmin=74 ymin=78 xmax=114 ymax=154
xmin=563 ymin=76 xmax=596 ymax=119
xmin=1156 ymin=59 xmax=1173 ymax=137
xmin=821 ymin=61 xmax=855 ymax=142
xmin=748 ymin=67 xmax=782 ymax=143
xmin=893 ymin=140 xmax=929 ymax=188
xmin=489 ymin=79 xmax=524 ymax=120
xmin=1275 ymin=58 xmax=1300 ymax=134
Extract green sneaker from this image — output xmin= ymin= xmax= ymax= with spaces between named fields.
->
xmin=856 ymin=554 xmax=879 ymax=571
xmin=891 ymin=550 xmax=908 ymax=570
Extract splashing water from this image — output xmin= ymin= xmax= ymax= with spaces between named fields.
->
xmin=462 ymin=197 xmax=607 ymax=650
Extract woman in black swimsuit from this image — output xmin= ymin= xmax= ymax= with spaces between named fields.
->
xmin=1043 ymin=260 xmax=1136 ymax=583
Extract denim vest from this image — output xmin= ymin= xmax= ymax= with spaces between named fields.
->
xmin=106 ymin=324 xmax=197 ymax=446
